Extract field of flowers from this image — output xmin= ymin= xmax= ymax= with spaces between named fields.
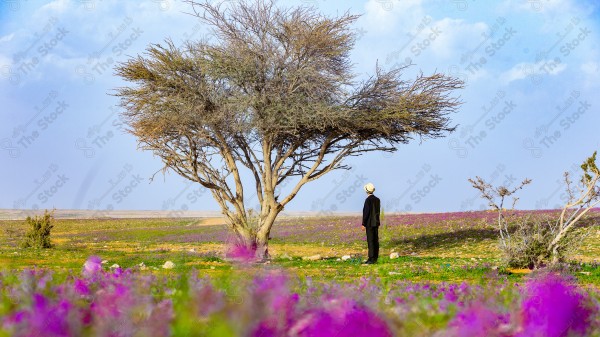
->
xmin=1 ymin=210 xmax=600 ymax=336
xmin=1 ymin=256 xmax=599 ymax=336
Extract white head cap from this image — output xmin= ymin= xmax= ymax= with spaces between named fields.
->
xmin=364 ymin=183 xmax=375 ymax=194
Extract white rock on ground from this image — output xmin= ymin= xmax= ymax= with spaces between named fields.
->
xmin=280 ymin=253 xmax=293 ymax=260
xmin=303 ymin=254 xmax=322 ymax=261
xmin=341 ymin=255 xmax=351 ymax=261
xmin=110 ymin=264 xmax=120 ymax=269
xmin=162 ymin=261 xmax=175 ymax=269
xmin=389 ymin=252 xmax=400 ymax=259
xmin=138 ymin=262 xmax=148 ymax=270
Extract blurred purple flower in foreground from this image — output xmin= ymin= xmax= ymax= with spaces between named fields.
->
xmin=288 ymin=297 xmax=392 ymax=337
xmin=4 ymin=293 xmax=73 ymax=337
xmin=2 ymin=256 xmax=600 ymax=336
xmin=446 ymin=302 xmax=511 ymax=337
xmin=515 ymin=272 xmax=596 ymax=337
xmin=226 ymin=242 xmax=257 ymax=263
xmin=73 ymin=278 xmax=90 ymax=296
xmin=249 ymin=272 xmax=392 ymax=337
xmin=251 ymin=272 xmax=300 ymax=336
xmin=82 ymin=255 xmax=102 ymax=277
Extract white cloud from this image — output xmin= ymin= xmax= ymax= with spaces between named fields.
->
xmin=500 ymin=61 xmax=567 ymax=84
xmin=463 ymin=67 xmax=489 ymax=83
xmin=0 ymin=33 xmax=15 ymax=43
xmin=38 ymin=0 xmax=70 ymax=14
xmin=427 ymin=18 xmax=488 ymax=59
xmin=580 ymin=61 xmax=600 ymax=88
xmin=0 ymin=0 xmax=203 ymax=86
xmin=0 ymin=54 xmax=11 ymax=66
xmin=498 ymin=0 xmax=574 ymax=14
xmin=581 ymin=61 xmax=599 ymax=75
xmin=363 ymin=0 xmax=424 ymax=33
xmin=497 ymin=0 xmax=597 ymax=34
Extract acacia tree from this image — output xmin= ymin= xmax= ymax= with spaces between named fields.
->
xmin=114 ymin=0 xmax=464 ymax=259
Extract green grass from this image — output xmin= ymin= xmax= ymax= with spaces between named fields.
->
xmin=1 ymin=215 xmax=600 ymax=286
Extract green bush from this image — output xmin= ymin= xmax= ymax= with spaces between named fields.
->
xmin=502 ymin=215 xmax=588 ymax=269
xmin=502 ymin=216 xmax=551 ymax=268
xmin=21 ymin=209 xmax=55 ymax=249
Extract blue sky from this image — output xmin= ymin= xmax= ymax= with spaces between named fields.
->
xmin=1 ymin=0 xmax=599 ymax=216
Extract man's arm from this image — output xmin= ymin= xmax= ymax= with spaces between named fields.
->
xmin=362 ymin=197 xmax=371 ymax=227
xmin=375 ymin=197 xmax=381 ymax=226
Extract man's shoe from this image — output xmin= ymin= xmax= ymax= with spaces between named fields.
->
xmin=364 ymin=260 xmax=375 ymax=264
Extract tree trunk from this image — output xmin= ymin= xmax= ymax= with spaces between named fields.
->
xmin=551 ymin=246 xmax=559 ymax=265
xmin=234 ymin=225 xmax=255 ymax=249
xmin=229 ymin=225 xmax=271 ymax=261
xmin=227 ymin=210 xmax=279 ymax=261
xmin=255 ymin=229 xmax=270 ymax=260
xmin=254 ymin=206 xmax=281 ymax=260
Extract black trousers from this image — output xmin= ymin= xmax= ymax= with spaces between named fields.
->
xmin=366 ymin=226 xmax=379 ymax=261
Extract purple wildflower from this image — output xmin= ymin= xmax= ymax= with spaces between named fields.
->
xmin=250 ymin=272 xmax=300 ymax=336
xmin=515 ymin=272 xmax=596 ymax=337
xmin=446 ymin=302 xmax=510 ymax=337
xmin=4 ymin=293 xmax=74 ymax=337
xmin=73 ymin=278 xmax=90 ymax=296
xmin=289 ymin=297 xmax=392 ymax=337
xmin=83 ymin=255 xmax=103 ymax=277
xmin=189 ymin=279 xmax=225 ymax=317
xmin=226 ymin=243 xmax=257 ymax=263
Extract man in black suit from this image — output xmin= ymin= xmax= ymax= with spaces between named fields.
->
xmin=362 ymin=182 xmax=380 ymax=264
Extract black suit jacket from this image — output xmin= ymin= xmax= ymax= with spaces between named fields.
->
xmin=362 ymin=194 xmax=380 ymax=227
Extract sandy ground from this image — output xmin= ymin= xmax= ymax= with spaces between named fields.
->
xmin=0 ymin=209 xmax=361 ymax=221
